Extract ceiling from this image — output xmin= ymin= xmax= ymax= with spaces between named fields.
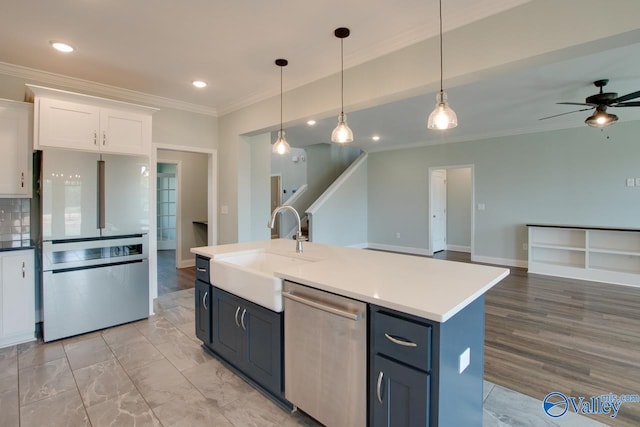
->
xmin=2 ymin=0 xmax=640 ymax=152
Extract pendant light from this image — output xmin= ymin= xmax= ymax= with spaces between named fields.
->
xmin=427 ymin=0 xmax=458 ymax=130
xmin=273 ymin=58 xmax=291 ymax=155
xmin=331 ymin=27 xmax=354 ymax=144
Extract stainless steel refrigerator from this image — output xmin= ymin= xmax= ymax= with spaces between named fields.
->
xmin=40 ymin=148 xmax=150 ymax=342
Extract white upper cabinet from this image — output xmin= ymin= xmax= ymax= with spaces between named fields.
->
xmin=0 ymin=99 xmax=32 ymax=198
xmin=27 ymin=85 xmax=157 ymax=156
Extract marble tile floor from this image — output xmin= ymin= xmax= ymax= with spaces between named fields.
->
xmin=0 ymin=288 xmax=609 ymax=427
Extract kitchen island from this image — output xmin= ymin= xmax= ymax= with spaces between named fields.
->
xmin=191 ymin=239 xmax=509 ymax=426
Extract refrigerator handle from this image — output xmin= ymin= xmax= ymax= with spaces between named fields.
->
xmin=97 ymin=160 xmax=105 ymax=229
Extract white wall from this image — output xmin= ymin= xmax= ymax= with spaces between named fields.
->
xmin=368 ymin=121 xmax=640 ymax=266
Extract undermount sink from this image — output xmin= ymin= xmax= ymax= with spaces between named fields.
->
xmin=210 ymin=249 xmax=317 ymax=312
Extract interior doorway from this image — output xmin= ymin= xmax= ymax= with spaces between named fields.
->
xmin=429 ymin=165 xmax=474 ymax=257
xmin=150 ymin=144 xmax=217 ymax=302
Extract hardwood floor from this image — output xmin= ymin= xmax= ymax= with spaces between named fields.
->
xmin=157 ymin=250 xmax=195 ymax=295
xmin=434 ymin=250 xmax=640 ymax=427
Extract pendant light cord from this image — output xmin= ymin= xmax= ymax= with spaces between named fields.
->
xmin=280 ymin=65 xmax=283 ymax=132
xmin=340 ymin=37 xmax=345 ymax=115
xmin=438 ymin=0 xmax=443 ymax=94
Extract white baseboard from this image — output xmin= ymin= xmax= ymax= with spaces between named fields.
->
xmin=348 ymin=242 xmax=369 ymax=249
xmin=367 ymin=243 xmax=430 ymax=256
xmin=471 ymin=254 xmax=527 ymax=269
xmin=446 ymin=244 xmax=471 ymax=253
xmin=178 ymin=258 xmax=196 ymax=269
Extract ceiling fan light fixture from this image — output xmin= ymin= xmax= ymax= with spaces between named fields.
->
xmin=428 ymin=91 xmax=458 ymax=130
xmin=331 ymin=27 xmax=354 ymax=144
xmin=585 ymin=107 xmax=618 ymax=128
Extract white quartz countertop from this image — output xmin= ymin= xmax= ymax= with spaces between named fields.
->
xmin=191 ymin=239 xmax=509 ymax=322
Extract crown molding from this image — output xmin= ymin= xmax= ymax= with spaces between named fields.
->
xmin=0 ymin=62 xmax=218 ymax=117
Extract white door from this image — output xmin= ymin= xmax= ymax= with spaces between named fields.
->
xmin=431 ymin=169 xmax=447 ymax=253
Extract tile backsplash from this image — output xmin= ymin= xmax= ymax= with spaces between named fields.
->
xmin=0 ymin=198 xmax=30 ymax=244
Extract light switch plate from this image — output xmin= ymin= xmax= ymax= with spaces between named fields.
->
xmin=477 ymin=203 xmax=486 ymax=211
xmin=221 ymin=205 xmax=229 ymax=214
xmin=636 ymin=178 xmax=640 ymax=187
xmin=459 ymin=347 xmax=470 ymax=374
xmin=626 ymin=178 xmax=635 ymax=187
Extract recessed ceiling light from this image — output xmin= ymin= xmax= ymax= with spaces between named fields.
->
xmin=50 ymin=41 xmax=74 ymax=53
xmin=372 ymin=135 xmax=381 ymax=141
xmin=192 ymin=80 xmax=208 ymax=88
xmin=307 ymin=120 xmax=316 ymax=126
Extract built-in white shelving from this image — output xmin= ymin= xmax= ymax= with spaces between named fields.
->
xmin=528 ymin=224 xmax=640 ymax=287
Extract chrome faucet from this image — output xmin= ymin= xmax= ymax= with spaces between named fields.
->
xmin=268 ymin=205 xmax=306 ymax=253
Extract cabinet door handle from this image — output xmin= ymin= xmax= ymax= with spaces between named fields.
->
xmin=234 ymin=306 xmax=241 ymax=327
xmin=202 ymin=291 xmax=208 ymax=310
xmin=196 ymin=267 xmax=207 ymax=272
xmin=102 ymin=131 xmax=106 ymax=145
xmin=376 ymin=371 xmax=384 ymax=404
xmin=384 ymin=333 xmax=417 ymax=347
xmin=21 ymin=172 xmax=24 ymax=188
xmin=94 ymin=131 xmax=98 ymax=145
xmin=22 ymin=262 xmax=26 ymax=279
xmin=240 ymin=309 xmax=247 ymax=330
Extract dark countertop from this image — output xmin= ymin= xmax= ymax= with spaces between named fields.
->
xmin=527 ymin=224 xmax=640 ymax=232
xmin=0 ymin=241 xmax=36 ymax=252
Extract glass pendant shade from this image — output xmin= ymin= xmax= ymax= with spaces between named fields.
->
xmin=331 ymin=113 xmax=354 ymax=143
xmin=272 ymin=130 xmax=291 ymax=154
xmin=427 ymin=91 xmax=458 ymax=130
xmin=585 ymin=109 xmax=618 ymax=128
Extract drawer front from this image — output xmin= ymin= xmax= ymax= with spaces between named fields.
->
xmin=195 ymin=255 xmax=210 ymax=283
xmin=373 ymin=311 xmax=431 ymax=372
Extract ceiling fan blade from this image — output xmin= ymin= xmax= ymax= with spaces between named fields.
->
xmin=557 ymin=102 xmax=597 ymax=107
xmin=613 ymin=101 xmax=640 ymax=107
xmin=539 ymin=107 xmax=594 ymax=121
xmin=614 ymin=90 xmax=640 ymax=103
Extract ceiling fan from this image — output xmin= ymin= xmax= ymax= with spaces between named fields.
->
xmin=540 ymin=79 xmax=640 ymax=128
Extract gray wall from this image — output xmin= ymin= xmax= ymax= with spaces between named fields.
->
xmin=157 ymin=150 xmax=209 ymax=264
xmin=309 ymin=155 xmax=368 ymax=247
xmin=446 ymin=168 xmax=472 ymax=250
xmin=368 ymin=121 xmax=640 ymax=265
xmin=271 ymin=146 xmax=307 ymax=201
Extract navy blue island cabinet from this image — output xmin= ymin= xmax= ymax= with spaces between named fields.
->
xmin=193 ymin=255 xmax=285 ymax=405
xmin=369 ymin=296 xmax=486 ymax=427
xmin=194 ymin=254 xmax=486 ymax=426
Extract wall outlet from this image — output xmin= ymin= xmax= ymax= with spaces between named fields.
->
xmin=221 ymin=205 xmax=229 ymax=214
xmin=626 ymin=178 xmax=635 ymax=187
xmin=477 ymin=203 xmax=485 ymax=211
xmin=459 ymin=347 xmax=470 ymax=374
xmin=636 ymin=178 xmax=640 ymax=187
xmin=395 ymin=232 xmax=401 ymax=239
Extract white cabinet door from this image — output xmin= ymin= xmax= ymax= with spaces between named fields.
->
xmin=1 ymin=250 xmax=35 ymax=346
xmin=0 ymin=100 xmax=31 ymax=197
xmin=100 ymin=108 xmax=151 ymax=155
xmin=37 ymin=97 xmax=101 ymax=151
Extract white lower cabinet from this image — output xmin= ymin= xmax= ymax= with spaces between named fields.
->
xmin=0 ymin=249 xmax=36 ymax=348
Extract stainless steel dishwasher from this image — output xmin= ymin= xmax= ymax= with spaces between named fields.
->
xmin=283 ymin=280 xmax=367 ymax=427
